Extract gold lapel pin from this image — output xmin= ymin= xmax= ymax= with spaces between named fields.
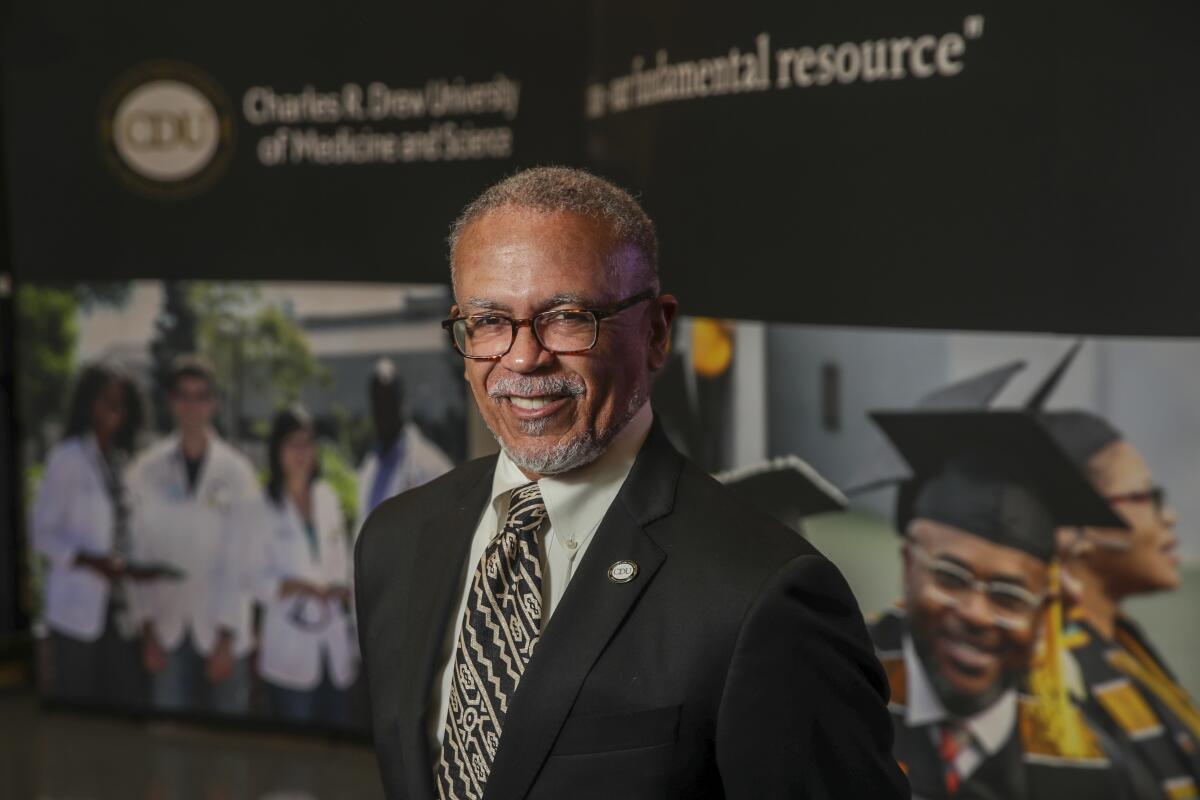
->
xmin=607 ymin=560 xmax=638 ymax=584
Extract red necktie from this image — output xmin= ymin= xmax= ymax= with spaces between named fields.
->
xmin=938 ymin=723 xmax=963 ymax=796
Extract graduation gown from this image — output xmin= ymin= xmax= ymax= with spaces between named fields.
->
xmin=870 ymin=607 xmax=1132 ymax=800
xmin=1066 ymin=611 xmax=1200 ymax=799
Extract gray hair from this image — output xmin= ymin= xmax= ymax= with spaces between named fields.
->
xmin=447 ymin=166 xmax=659 ymax=292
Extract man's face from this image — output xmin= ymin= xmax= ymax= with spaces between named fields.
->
xmin=168 ymin=376 xmax=216 ymax=434
xmin=451 ymin=208 xmax=675 ymax=477
xmin=903 ymin=520 xmax=1049 ymax=716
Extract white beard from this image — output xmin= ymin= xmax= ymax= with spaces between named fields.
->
xmin=492 ymin=389 xmax=647 ymax=476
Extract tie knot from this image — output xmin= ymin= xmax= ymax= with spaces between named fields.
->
xmin=939 ymin=722 xmax=969 ymax=760
xmin=507 ymin=482 xmax=546 ymax=532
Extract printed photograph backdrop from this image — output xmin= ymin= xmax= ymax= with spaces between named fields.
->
xmin=665 ymin=318 xmax=1200 ymax=698
xmin=19 ymin=280 xmax=466 ymax=732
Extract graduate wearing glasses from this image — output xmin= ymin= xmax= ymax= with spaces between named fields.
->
xmin=1013 ymin=342 xmax=1200 ymax=799
xmin=867 ymin=409 xmax=1150 ymax=800
xmin=984 ymin=340 xmax=1200 ymax=798
xmin=1042 ymin=410 xmax=1200 ymax=800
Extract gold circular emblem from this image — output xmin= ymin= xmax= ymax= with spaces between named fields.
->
xmin=98 ymin=60 xmax=236 ymax=201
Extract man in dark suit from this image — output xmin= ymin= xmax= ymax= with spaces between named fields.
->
xmin=355 ymin=166 xmax=908 ymax=799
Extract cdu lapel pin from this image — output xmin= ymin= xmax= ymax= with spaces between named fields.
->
xmin=607 ymin=560 xmax=638 ymax=584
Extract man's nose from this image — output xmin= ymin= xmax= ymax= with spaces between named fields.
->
xmin=956 ymin=589 xmax=995 ymax=629
xmin=500 ymin=324 xmax=554 ymax=373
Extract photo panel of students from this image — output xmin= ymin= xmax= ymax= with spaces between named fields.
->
xmin=664 ymin=316 xmax=1200 ymax=798
xmin=18 ymin=279 xmax=466 ymax=731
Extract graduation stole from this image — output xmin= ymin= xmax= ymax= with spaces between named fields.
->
xmin=1109 ymin=627 xmax=1200 ymax=742
xmin=1025 ymin=562 xmax=1106 ymax=759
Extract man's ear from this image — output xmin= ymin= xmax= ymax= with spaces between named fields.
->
xmin=647 ymin=294 xmax=678 ymax=372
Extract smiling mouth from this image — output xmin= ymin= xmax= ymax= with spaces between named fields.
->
xmin=942 ymin=638 xmax=999 ymax=673
xmin=509 ymin=396 xmax=556 ymax=410
xmin=500 ymin=394 xmax=573 ymax=420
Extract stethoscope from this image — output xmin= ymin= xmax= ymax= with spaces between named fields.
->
xmin=287 ymin=593 xmax=333 ymax=632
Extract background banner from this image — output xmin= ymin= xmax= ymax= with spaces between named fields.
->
xmin=5 ymin=2 xmax=1200 ymax=332
xmin=3 ymin=1 xmax=586 ymax=285
xmin=585 ymin=0 xmax=1200 ymax=334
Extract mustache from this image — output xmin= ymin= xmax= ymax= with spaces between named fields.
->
xmin=487 ymin=374 xmax=586 ymax=399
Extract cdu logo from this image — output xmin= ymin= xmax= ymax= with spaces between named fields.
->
xmin=99 ymin=60 xmax=235 ymax=200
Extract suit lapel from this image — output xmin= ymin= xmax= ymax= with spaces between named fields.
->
xmin=393 ymin=456 xmax=497 ymax=800
xmin=483 ymin=422 xmax=683 ymax=800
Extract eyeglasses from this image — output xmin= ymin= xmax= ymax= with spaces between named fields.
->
xmin=910 ymin=545 xmax=1046 ymax=631
xmin=441 ymin=289 xmax=657 ymax=360
xmin=1105 ymin=486 xmax=1167 ymax=514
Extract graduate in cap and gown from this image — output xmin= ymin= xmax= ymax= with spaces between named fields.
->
xmin=1028 ymin=345 xmax=1200 ymax=798
xmin=867 ymin=408 xmax=1147 ymax=799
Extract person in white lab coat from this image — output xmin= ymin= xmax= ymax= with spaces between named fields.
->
xmin=355 ymin=359 xmax=452 ymax=533
xmin=126 ymin=355 xmax=260 ymax=715
xmin=254 ymin=406 xmax=356 ymax=726
xmin=32 ymin=362 xmax=146 ymax=705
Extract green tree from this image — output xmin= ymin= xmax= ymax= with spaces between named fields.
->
xmin=16 ymin=285 xmax=79 ymax=455
xmin=319 ymin=443 xmax=360 ymax=536
xmin=189 ymin=282 xmax=329 ymax=439
xmin=16 ymin=280 xmax=135 ymax=457
xmin=248 ymin=304 xmax=330 ymax=403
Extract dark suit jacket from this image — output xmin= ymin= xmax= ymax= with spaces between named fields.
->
xmin=355 ymin=422 xmax=909 ymax=799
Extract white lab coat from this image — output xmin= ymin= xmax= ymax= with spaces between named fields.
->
xmin=254 ymin=481 xmax=357 ymax=691
xmin=355 ymin=424 xmax=452 ymax=538
xmin=126 ymin=432 xmax=260 ymax=658
xmin=31 ymin=435 xmax=120 ymax=641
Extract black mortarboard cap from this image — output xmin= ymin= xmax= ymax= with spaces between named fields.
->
xmin=1020 ymin=341 xmax=1126 ymax=470
xmin=719 ymin=456 xmax=846 ymax=530
xmin=1040 ymin=411 xmax=1124 ymax=470
xmin=871 ymin=410 xmax=1128 ymax=561
xmin=846 ymin=360 xmax=1027 ymax=494
xmin=1024 ymin=340 xmax=1082 ymax=413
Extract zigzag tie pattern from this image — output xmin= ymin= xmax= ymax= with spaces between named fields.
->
xmin=436 ymin=481 xmax=546 ymax=800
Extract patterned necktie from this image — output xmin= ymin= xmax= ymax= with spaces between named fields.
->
xmin=436 ymin=481 xmax=547 ymax=800
xmin=938 ymin=722 xmax=967 ymax=796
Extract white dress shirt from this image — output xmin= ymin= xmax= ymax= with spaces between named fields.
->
xmin=903 ymin=634 xmax=1018 ymax=781
xmin=427 ymin=402 xmax=654 ymax=757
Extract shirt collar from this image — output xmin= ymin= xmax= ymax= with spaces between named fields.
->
xmin=171 ymin=428 xmax=217 ymax=460
xmin=902 ymin=633 xmax=1017 ymax=756
xmin=490 ymin=402 xmax=653 ymax=548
